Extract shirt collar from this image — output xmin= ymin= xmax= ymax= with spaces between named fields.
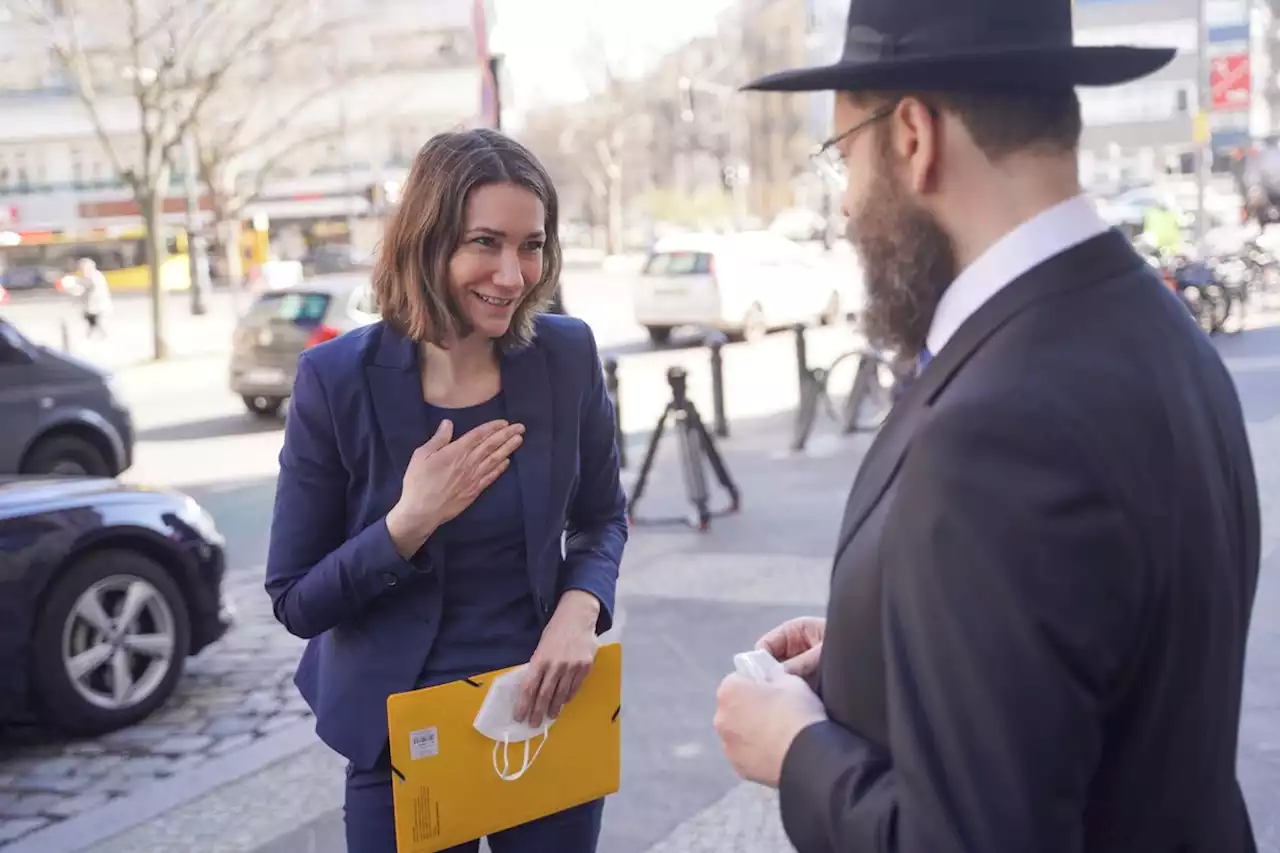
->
xmin=925 ymin=194 xmax=1111 ymax=357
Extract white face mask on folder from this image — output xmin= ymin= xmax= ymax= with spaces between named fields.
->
xmin=472 ymin=666 xmax=555 ymax=782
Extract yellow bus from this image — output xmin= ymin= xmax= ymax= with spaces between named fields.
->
xmin=0 ymin=226 xmax=192 ymax=294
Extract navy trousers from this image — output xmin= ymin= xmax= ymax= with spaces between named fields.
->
xmin=344 ymin=759 xmax=604 ymax=853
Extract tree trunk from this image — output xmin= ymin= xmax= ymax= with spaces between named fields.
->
xmin=606 ymin=172 xmax=623 ymax=256
xmin=142 ymin=189 xmax=169 ymax=360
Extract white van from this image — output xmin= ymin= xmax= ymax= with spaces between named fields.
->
xmin=630 ymin=231 xmax=851 ymax=344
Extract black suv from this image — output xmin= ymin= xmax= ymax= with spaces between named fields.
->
xmin=0 ymin=317 xmax=134 ymax=476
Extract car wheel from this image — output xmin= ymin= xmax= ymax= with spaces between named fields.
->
xmin=645 ymin=326 xmax=672 ymax=345
xmin=31 ymin=550 xmax=191 ymax=736
xmin=22 ymin=434 xmax=112 ymax=477
xmin=243 ymin=394 xmax=284 ymax=417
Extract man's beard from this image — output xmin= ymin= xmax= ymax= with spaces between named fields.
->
xmin=845 ymin=145 xmax=958 ymax=359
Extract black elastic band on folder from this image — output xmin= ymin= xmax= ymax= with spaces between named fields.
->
xmin=611 ymin=705 xmax=620 ymax=723
xmin=463 ymin=677 xmax=482 ymax=688
xmin=390 ymin=764 xmax=406 ymax=782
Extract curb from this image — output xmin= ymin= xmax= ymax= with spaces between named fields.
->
xmin=3 ymin=719 xmax=319 ymax=853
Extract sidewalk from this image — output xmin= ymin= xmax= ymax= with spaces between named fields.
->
xmin=6 ymin=292 xmax=239 ymax=373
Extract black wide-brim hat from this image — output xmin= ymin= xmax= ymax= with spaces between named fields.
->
xmin=743 ymin=0 xmax=1176 ymax=92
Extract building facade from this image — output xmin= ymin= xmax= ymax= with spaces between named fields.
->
xmin=1072 ymin=0 xmax=1280 ymax=192
xmin=0 ymin=0 xmax=494 ymax=253
xmin=1073 ymin=0 xmax=1201 ymax=189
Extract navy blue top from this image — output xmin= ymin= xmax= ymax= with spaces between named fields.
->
xmin=417 ymin=392 xmax=543 ymax=687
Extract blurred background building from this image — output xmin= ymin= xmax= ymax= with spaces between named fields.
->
xmin=4 ymin=0 xmax=1280 ymax=262
xmin=0 ymin=0 xmax=498 ymax=258
xmin=513 ymin=0 xmax=1280 ymax=252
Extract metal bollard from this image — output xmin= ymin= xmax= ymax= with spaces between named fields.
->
xmin=59 ymin=318 xmax=71 ymax=352
xmin=790 ymin=323 xmax=818 ymax=453
xmin=792 ymin=322 xmax=809 ymax=385
xmin=704 ymin=330 xmax=729 ymax=438
xmin=603 ymin=356 xmax=626 ymax=469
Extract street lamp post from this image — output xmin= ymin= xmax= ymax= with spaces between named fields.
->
xmin=121 ymin=64 xmax=170 ymax=358
xmin=678 ymin=75 xmax=750 ymax=229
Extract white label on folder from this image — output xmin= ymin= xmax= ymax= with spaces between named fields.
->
xmin=409 ymin=727 xmax=439 ymax=760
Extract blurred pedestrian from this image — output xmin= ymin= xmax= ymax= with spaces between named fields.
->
xmin=714 ymin=0 xmax=1261 ymax=851
xmin=264 ymin=128 xmax=627 ymax=853
xmin=1142 ymin=201 xmax=1186 ymax=259
xmin=67 ymin=257 xmax=112 ymax=339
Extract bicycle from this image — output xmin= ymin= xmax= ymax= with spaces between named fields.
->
xmin=820 ymin=346 xmax=904 ymax=433
xmin=790 ymin=324 xmax=908 ymax=451
xmin=1142 ymin=245 xmax=1231 ymax=336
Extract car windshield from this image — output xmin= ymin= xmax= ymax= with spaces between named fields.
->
xmin=247 ymin=292 xmax=332 ymax=325
xmin=643 ymin=251 xmax=712 ymax=275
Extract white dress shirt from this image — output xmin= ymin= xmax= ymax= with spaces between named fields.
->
xmin=925 ymin=194 xmax=1111 ymax=357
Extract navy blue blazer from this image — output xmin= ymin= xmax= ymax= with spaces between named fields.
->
xmin=263 ymin=314 xmax=628 ymax=769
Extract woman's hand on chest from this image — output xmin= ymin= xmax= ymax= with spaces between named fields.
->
xmin=386 ymin=417 xmax=525 ymax=557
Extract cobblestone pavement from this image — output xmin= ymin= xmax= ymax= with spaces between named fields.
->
xmin=0 ymin=566 xmax=309 ymax=848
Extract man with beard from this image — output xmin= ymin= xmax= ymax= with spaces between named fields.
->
xmin=712 ymin=0 xmax=1261 ymax=851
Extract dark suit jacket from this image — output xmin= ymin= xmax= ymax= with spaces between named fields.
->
xmin=263 ymin=315 xmax=627 ymax=770
xmin=780 ymin=232 xmax=1260 ymax=852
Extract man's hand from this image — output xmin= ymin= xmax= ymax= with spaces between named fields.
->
xmin=757 ymin=616 xmax=825 ymax=678
xmin=714 ymin=672 xmax=827 ymax=788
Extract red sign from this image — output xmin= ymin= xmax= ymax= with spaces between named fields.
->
xmin=78 ymin=196 xmax=211 ymax=219
xmin=1211 ymin=54 xmax=1251 ymax=111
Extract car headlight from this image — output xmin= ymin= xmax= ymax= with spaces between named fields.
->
xmin=104 ymin=372 xmax=127 ymax=406
xmin=181 ymin=495 xmax=224 ymax=543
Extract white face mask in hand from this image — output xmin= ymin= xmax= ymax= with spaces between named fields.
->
xmin=472 ymin=666 xmax=555 ymax=782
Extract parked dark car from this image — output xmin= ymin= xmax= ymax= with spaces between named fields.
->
xmin=0 ymin=263 xmax=60 ymax=293
xmin=0 ymin=317 xmax=135 ymax=476
xmin=0 ymin=477 xmax=233 ymax=735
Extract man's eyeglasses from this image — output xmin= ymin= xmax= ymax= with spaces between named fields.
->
xmin=809 ymin=99 xmax=901 ymax=190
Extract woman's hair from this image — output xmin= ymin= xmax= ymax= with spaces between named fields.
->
xmin=372 ymin=128 xmax=562 ymax=349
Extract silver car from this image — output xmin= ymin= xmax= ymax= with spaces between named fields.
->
xmin=229 ymin=275 xmax=378 ymax=417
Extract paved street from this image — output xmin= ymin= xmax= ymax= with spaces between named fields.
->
xmin=1 ymin=264 xmax=1279 ymax=853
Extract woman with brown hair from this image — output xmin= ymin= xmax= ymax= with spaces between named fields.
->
xmin=264 ymin=128 xmax=627 ymax=853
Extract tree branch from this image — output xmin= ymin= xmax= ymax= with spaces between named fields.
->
xmin=21 ymin=0 xmax=140 ymax=189
xmin=223 ymin=127 xmax=349 ymax=217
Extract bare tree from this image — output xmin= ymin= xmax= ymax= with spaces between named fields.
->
xmin=553 ymin=13 xmax=664 ymax=254
xmin=192 ymin=127 xmax=341 ymax=303
xmin=10 ymin=0 xmax=324 ymax=360
xmin=188 ymin=39 xmax=355 ymax=306
xmin=188 ymin=19 xmax=466 ymax=305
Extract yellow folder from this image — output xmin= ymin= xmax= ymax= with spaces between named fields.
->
xmin=386 ymin=642 xmax=623 ymax=853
